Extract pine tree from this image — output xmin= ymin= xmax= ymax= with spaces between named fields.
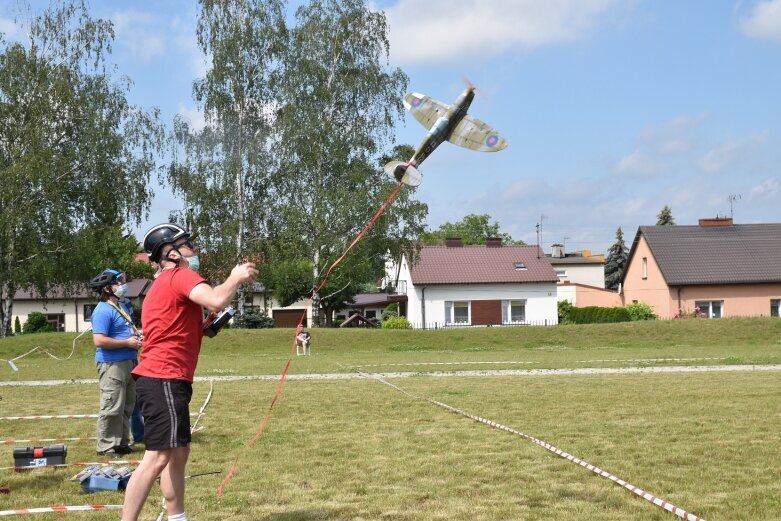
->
xmin=605 ymin=227 xmax=629 ymax=290
xmin=656 ymin=205 xmax=675 ymax=225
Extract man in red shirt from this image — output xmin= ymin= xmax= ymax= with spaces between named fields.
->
xmin=122 ymin=223 xmax=257 ymax=521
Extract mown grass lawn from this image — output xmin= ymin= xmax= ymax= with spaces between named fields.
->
xmin=1 ymin=317 xmax=780 ymax=520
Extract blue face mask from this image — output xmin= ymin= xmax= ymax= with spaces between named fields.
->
xmin=113 ymin=283 xmax=129 ymax=298
xmin=186 ymin=255 xmax=200 ymax=273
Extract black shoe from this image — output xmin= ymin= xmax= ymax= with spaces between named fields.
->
xmin=115 ymin=445 xmax=133 ymax=455
xmin=97 ymin=448 xmax=120 ymax=457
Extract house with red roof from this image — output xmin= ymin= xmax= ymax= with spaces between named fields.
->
xmin=385 ymin=238 xmax=559 ymax=329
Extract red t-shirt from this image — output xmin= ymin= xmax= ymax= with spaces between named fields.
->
xmin=133 ymin=268 xmax=207 ymax=382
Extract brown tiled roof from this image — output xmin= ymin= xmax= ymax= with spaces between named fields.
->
xmin=627 ymin=223 xmax=781 ymax=285
xmin=14 ymin=279 xmax=152 ymax=300
xmin=409 ymin=245 xmax=558 ymax=285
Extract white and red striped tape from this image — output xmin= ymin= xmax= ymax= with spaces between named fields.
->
xmin=366 ymin=372 xmax=706 ymax=521
xmin=0 ymin=414 xmax=97 ymax=421
xmin=0 ymin=460 xmax=140 ymax=472
xmin=0 ymin=505 xmax=122 ymax=517
xmin=0 ymin=412 xmax=202 ymax=421
xmin=0 ymin=436 xmax=95 ymax=445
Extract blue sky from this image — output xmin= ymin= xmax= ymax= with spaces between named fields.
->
xmin=2 ymin=1 xmax=780 ymax=254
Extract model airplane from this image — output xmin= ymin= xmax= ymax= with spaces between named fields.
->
xmin=384 ymin=84 xmax=508 ymax=186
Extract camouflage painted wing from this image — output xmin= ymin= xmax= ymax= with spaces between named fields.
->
xmin=447 ymin=115 xmax=508 ymax=152
xmin=404 ymin=92 xmax=450 ymax=130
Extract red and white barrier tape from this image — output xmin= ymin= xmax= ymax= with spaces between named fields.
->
xmin=0 ymin=505 xmax=122 ymax=517
xmin=0 ymin=412 xmax=202 ymax=420
xmin=217 ymin=181 xmax=406 ymax=497
xmin=0 ymin=436 xmax=95 ymax=445
xmin=0 ymin=460 xmax=140 ymax=472
xmin=0 ymin=414 xmax=98 ymax=421
xmin=365 ymin=372 xmax=706 ymax=521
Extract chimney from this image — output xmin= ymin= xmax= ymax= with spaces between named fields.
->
xmin=445 ymin=237 xmax=463 ymax=247
xmin=699 ymin=217 xmax=733 ymax=227
xmin=551 ymin=243 xmax=564 ymax=258
xmin=485 ymin=237 xmax=502 ymax=248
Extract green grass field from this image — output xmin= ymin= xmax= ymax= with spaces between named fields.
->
xmin=1 ymin=318 xmax=780 ymax=520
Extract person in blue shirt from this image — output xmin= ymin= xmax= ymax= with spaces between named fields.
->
xmin=89 ymin=269 xmax=142 ymax=456
xmin=117 ymin=296 xmax=145 ymax=446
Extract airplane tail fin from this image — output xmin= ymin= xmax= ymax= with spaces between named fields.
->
xmin=383 ymin=161 xmax=422 ymax=187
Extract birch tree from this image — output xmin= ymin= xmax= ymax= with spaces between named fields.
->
xmin=0 ymin=1 xmax=163 ymax=337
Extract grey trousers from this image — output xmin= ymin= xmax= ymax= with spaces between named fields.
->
xmin=96 ymin=359 xmax=136 ymax=452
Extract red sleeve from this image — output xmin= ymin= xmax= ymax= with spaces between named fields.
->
xmin=170 ymin=268 xmax=207 ymax=299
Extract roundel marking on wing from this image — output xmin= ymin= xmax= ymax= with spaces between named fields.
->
xmin=411 ymin=96 xmax=423 ymax=108
xmin=485 ymin=134 xmax=499 ymax=147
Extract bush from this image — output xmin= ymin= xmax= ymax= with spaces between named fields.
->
xmin=234 ymin=311 xmax=275 ymax=329
xmin=567 ymin=306 xmax=631 ymax=324
xmin=382 ymin=316 xmax=411 ymax=329
xmin=625 ymin=302 xmax=658 ymax=321
xmin=558 ymin=300 xmax=574 ymax=324
xmin=23 ymin=312 xmax=54 ymax=334
xmin=14 ymin=316 xmax=21 ymax=335
xmin=381 ymin=303 xmax=399 ymax=321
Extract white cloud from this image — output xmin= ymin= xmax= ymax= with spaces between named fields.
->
xmin=696 ymin=135 xmax=764 ymax=174
xmin=740 ymin=0 xmax=781 ymax=42
xmin=638 ymin=113 xmax=709 ymax=156
xmin=384 ymin=0 xmax=622 ymax=65
xmin=0 ymin=16 xmax=22 ymax=40
xmin=749 ymin=177 xmax=780 ymax=198
xmin=613 ymin=149 xmax=663 ymax=177
xmin=111 ymin=11 xmax=165 ymax=62
xmin=177 ymin=102 xmax=206 ymax=132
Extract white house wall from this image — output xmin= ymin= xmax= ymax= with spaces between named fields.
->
xmin=556 ymin=264 xmax=604 ymax=287
xmin=405 ymin=283 xmax=558 ymax=328
xmin=13 ymin=298 xmax=95 ymax=333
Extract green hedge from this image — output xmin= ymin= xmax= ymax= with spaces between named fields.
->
xmin=567 ymin=306 xmax=631 ymax=324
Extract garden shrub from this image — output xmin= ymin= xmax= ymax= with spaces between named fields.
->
xmin=567 ymin=306 xmax=631 ymax=324
xmin=234 ymin=310 xmax=275 ymax=329
xmin=23 ymin=312 xmax=53 ymax=334
xmin=625 ymin=302 xmax=658 ymax=321
xmin=382 ymin=316 xmax=411 ymax=329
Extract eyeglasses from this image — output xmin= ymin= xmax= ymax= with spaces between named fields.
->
xmin=175 ymin=239 xmax=196 ymax=250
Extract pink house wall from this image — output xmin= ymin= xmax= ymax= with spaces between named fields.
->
xmin=675 ymin=284 xmax=781 ymax=317
xmin=559 ymin=282 xmax=622 ymax=307
xmin=622 ymin=235 xmax=675 ymax=318
xmin=623 ymin=235 xmax=781 ymax=318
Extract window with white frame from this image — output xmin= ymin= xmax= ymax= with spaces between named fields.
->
xmin=554 ymin=269 xmax=567 ymax=281
xmin=771 ymin=299 xmax=780 ymax=317
xmin=505 ymin=300 xmax=526 ymax=323
xmin=642 ymin=257 xmax=648 ymax=279
xmin=695 ymin=300 xmax=723 ymax=318
xmin=445 ymin=301 xmax=470 ymax=325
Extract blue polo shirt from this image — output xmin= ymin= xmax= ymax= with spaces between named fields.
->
xmin=92 ymin=301 xmax=137 ymax=363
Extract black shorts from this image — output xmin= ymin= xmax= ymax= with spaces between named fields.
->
xmin=135 ymin=377 xmax=193 ymax=451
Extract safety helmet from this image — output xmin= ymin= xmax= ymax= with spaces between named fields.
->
xmin=143 ymin=223 xmax=190 ymax=262
xmin=90 ymin=269 xmax=123 ymax=293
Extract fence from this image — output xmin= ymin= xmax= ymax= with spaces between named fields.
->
xmin=406 ymin=319 xmax=557 ymax=330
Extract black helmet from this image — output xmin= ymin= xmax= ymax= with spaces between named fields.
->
xmin=143 ymin=223 xmax=190 ymax=262
xmin=90 ymin=269 xmax=122 ymax=292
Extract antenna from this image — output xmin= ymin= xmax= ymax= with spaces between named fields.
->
xmin=563 ymin=235 xmax=571 ymax=253
xmin=536 ymin=214 xmax=548 ymax=259
xmin=728 ymin=194 xmax=741 ymax=219
xmin=535 ymin=222 xmax=540 ymax=259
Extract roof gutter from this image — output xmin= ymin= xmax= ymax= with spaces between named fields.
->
xmin=421 ymin=286 xmax=426 ymax=330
